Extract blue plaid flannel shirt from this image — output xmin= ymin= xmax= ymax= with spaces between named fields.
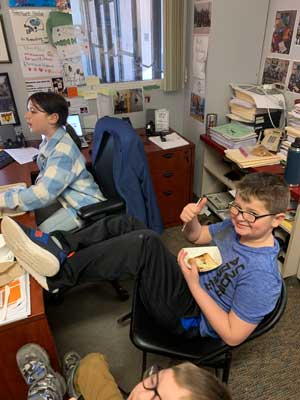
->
xmin=0 ymin=127 xmax=105 ymax=217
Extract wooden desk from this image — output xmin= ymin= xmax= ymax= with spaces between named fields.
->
xmin=200 ymin=134 xmax=300 ymax=278
xmin=0 ymin=160 xmax=60 ymax=400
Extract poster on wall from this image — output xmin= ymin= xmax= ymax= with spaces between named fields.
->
xmin=262 ymin=57 xmax=289 ymax=85
xmin=113 ymin=89 xmax=143 ymax=114
xmin=192 ymin=35 xmax=208 ymax=79
xmin=190 ymin=93 xmax=205 ymax=122
xmin=295 ymin=19 xmax=300 ymax=45
xmin=18 ymin=44 xmax=62 ymax=77
xmin=193 ymin=0 xmax=211 ymax=35
xmin=192 ymin=77 xmax=205 ymax=97
xmin=288 ymin=61 xmax=300 ymax=93
xmin=9 ymin=9 xmax=50 ymax=44
xmin=25 ymin=78 xmax=53 ymax=96
xmin=270 ymin=10 xmax=297 ymax=55
xmin=61 ymin=57 xmax=85 ymax=87
xmin=0 ymin=73 xmax=20 ymax=126
xmin=9 ymin=1 xmax=56 ymax=6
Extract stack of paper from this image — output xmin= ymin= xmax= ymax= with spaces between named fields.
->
xmin=149 ymin=132 xmax=189 ymax=150
xmin=224 ymin=146 xmax=284 ymax=168
xmin=0 ymin=273 xmax=31 ymax=326
xmin=210 ymin=123 xmax=257 ymax=149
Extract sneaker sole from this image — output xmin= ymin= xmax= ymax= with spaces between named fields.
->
xmin=16 ymin=343 xmax=52 ymax=383
xmin=2 ymin=217 xmax=59 ymax=277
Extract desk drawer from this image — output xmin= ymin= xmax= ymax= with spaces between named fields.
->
xmin=148 ymin=150 xmax=189 ymax=172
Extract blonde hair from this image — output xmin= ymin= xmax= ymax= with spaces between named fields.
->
xmin=235 ymin=172 xmax=289 ymax=214
xmin=172 ymin=362 xmax=232 ymax=400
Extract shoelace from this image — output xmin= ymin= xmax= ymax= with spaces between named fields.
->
xmin=28 ymin=373 xmax=64 ymax=400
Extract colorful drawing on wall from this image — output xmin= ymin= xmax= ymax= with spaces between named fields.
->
xmin=262 ymin=57 xmax=289 ymax=85
xmin=9 ymin=1 xmax=56 ymax=6
xmin=192 ymin=35 xmax=208 ymax=79
xmin=0 ymin=16 xmax=11 ymax=63
xmin=193 ymin=0 xmax=211 ymax=35
xmin=0 ymin=73 xmax=20 ymax=126
xmin=190 ymin=92 xmax=205 ymax=122
xmin=113 ymin=89 xmax=143 ymax=114
xmin=270 ymin=10 xmax=297 ymax=55
xmin=288 ymin=61 xmax=300 ymax=93
xmin=18 ymin=44 xmax=62 ymax=78
xmin=9 ymin=9 xmax=50 ymax=45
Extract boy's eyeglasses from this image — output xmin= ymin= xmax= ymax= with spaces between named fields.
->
xmin=228 ymin=201 xmax=277 ymax=223
xmin=142 ymin=365 xmax=162 ymax=399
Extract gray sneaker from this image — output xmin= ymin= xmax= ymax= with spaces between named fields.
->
xmin=62 ymin=351 xmax=81 ymax=398
xmin=16 ymin=343 xmax=66 ymax=400
xmin=16 ymin=343 xmax=52 ymax=386
xmin=28 ymin=371 xmax=66 ymax=400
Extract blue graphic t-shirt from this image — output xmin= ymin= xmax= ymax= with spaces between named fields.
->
xmin=182 ymin=219 xmax=282 ymax=338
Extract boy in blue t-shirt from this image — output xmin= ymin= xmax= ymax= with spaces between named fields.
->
xmin=1 ymin=173 xmax=289 ymax=347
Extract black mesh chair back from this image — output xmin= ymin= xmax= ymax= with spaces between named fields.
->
xmin=130 ymin=279 xmax=287 ymax=383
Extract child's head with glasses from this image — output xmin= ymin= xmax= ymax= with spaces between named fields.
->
xmin=128 ymin=362 xmax=231 ymax=400
xmin=226 ymin=173 xmax=289 ymax=244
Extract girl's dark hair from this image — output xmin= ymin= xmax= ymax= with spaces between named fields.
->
xmin=172 ymin=363 xmax=232 ymax=400
xmin=27 ymin=92 xmax=69 ymax=126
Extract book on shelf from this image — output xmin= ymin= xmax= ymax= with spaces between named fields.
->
xmin=0 ymin=183 xmax=27 ymax=218
xmin=224 ymin=145 xmax=284 ymax=168
xmin=285 ymin=126 xmax=300 ymax=137
xmin=230 ymin=84 xmax=285 ymax=109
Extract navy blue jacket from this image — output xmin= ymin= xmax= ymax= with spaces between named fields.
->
xmin=93 ymin=117 xmax=163 ymax=234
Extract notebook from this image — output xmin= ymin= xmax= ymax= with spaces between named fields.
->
xmin=66 ymin=115 xmax=89 ymax=148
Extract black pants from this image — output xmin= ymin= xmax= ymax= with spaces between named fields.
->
xmin=48 ymin=215 xmax=200 ymax=336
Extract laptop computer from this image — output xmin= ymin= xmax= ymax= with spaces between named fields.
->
xmin=66 ymin=114 xmax=89 ymax=148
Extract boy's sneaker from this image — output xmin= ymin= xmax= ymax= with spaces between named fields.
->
xmin=16 ymin=343 xmax=51 ymax=386
xmin=1 ymin=216 xmax=67 ymax=277
xmin=28 ymin=372 xmax=66 ymax=400
xmin=63 ymin=351 xmax=81 ymax=398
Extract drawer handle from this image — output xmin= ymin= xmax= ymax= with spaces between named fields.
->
xmin=163 ymin=190 xmax=173 ymax=196
xmin=163 ymin=153 xmax=174 ymax=159
xmin=163 ymin=171 xmax=174 ymax=178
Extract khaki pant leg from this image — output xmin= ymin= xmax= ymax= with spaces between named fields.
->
xmin=74 ymin=353 xmax=122 ymax=400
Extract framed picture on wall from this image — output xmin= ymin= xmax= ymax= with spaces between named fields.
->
xmin=0 ymin=73 xmax=20 ymax=125
xmin=0 ymin=16 xmax=12 ymax=63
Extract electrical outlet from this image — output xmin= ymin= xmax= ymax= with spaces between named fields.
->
xmin=14 ymin=126 xmax=23 ymax=136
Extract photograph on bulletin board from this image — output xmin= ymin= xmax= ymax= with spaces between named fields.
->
xmin=8 ymin=1 xmax=56 ymax=6
xmin=0 ymin=73 xmax=20 ymax=126
xmin=288 ymin=61 xmax=300 ymax=93
xmin=113 ymin=89 xmax=143 ymax=114
xmin=270 ymin=10 xmax=297 ymax=55
xmin=262 ymin=57 xmax=289 ymax=85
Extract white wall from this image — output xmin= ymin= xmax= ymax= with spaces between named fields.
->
xmin=182 ymin=0 xmax=270 ymax=195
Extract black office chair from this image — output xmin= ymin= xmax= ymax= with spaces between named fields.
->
xmin=129 ymin=279 xmax=287 ymax=383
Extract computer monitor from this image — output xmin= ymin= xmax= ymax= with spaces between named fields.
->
xmin=66 ymin=114 xmax=84 ymax=137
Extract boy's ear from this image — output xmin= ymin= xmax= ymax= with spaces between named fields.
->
xmin=272 ymin=212 xmax=286 ymax=227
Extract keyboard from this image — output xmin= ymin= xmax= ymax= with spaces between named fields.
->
xmin=0 ymin=151 xmax=14 ymax=169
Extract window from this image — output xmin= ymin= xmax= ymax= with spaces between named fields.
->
xmin=70 ymin=0 xmax=163 ymax=83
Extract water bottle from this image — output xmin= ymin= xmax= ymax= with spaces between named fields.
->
xmin=284 ymin=137 xmax=300 ymax=185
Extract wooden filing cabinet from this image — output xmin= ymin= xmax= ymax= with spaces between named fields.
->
xmin=137 ymin=129 xmax=195 ymax=227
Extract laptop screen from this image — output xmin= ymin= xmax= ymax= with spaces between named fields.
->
xmin=67 ymin=115 xmax=83 ymax=137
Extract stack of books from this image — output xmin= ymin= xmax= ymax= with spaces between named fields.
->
xmin=287 ymin=103 xmax=300 ymax=129
xmin=224 ymin=146 xmax=284 ymax=168
xmin=279 ymin=126 xmax=300 ymax=158
xmin=227 ymin=84 xmax=283 ymax=133
xmin=210 ymin=123 xmax=257 ymax=149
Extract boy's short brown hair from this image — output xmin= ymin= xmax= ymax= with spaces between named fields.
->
xmin=235 ymin=172 xmax=290 ymax=214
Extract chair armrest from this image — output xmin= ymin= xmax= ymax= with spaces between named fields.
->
xmin=77 ymin=198 xmax=125 ymax=220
